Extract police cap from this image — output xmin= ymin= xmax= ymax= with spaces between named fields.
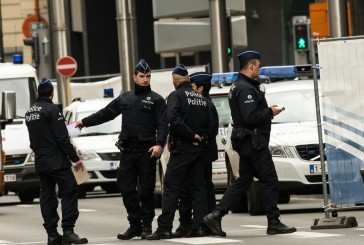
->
xmin=237 ymin=51 xmax=261 ymax=64
xmin=135 ymin=59 xmax=151 ymax=74
xmin=189 ymin=72 xmax=212 ymax=85
xmin=38 ymin=78 xmax=53 ymax=93
xmin=172 ymin=64 xmax=188 ymax=76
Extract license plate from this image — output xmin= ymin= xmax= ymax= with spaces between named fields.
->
xmin=4 ymin=174 xmax=16 ymax=182
xmin=309 ymin=163 xmax=327 ymax=174
xmin=109 ymin=162 xmax=119 ymax=170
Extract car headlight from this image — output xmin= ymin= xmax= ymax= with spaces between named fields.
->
xmin=25 ymin=151 xmax=35 ymax=165
xmin=78 ymin=150 xmax=101 ymax=161
xmin=269 ymin=144 xmax=287 ymax=157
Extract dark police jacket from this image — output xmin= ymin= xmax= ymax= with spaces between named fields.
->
xmin=229 ymin=73 xmax=273 ymax=141
xmin=205 ymin=94 xmax=219 ymax=162
xmin=25 ymin=97 xmax=79 ymax=173
xmin=167 ymin=81 xmax=209 ymax=152
xmin=82 ymin=85 xmax=168 ymax=148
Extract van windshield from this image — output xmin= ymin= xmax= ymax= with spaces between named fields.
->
xmin=0 ymin=77 xmax=37 ymax=118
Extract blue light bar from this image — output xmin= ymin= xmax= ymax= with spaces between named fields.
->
xmin=259 ymin=65 xmax=296 ymax=79
xmin=13 ymin=54 xmax=23 ymax=64
xmin=211 ymin=72 xmax=238 ymax=86
xmin=259 ymin=64 xmax=320 ymax=80
xmin=104 ymin=88 xmax=114 ymax=98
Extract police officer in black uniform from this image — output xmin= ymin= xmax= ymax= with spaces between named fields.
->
xmin=203 ymin=51 xmax=297 ymax=236
xmin=25 ymin=78 xmax=88 ymax=245
xmin=146 ymin=65 xmax=210 ymax=240
xmin=172 ymin=72 xmax=219 ymax=238
xmin=76 ymin=59 xmax=168 ymax=240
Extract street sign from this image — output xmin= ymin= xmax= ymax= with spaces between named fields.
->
xmin=56 ymin=56 xmax=78 ymax=77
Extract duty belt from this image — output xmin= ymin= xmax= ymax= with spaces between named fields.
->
xmin=120 ymin=140 xmax=155 ymax=149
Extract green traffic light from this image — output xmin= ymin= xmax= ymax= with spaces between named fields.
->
xmin=297 ymin=38 xmax=307 ymax=49
xmin=227 ymin=47 xmax=232 ymax=54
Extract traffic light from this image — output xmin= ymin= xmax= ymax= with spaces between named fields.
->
xmin=294 ymin=23 xmax=309 ymax=51
xmin=226 ymin=16 xmax=233 ymax=57
xmin=23 ymin=33 xmax=39 ymax=67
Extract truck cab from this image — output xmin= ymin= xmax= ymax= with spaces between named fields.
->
xmin=0 ymin=58 xmax=39 ymax=202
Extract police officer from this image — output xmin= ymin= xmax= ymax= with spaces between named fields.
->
xmin=76 ymin=59 xmax=168 ymax=240
xmin=172 ymin=72 xmax=219 ymax=238
xmin=203 ymin=51 xmax=297 ymax=236
xmin=146 ymin=65 xmax=210 ymax=240
xmin=25 ymin=78 xmax=88 ymax=245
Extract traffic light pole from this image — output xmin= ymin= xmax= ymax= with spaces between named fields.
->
xmin=49 ymin=0 xmax=72 ymax=106
xmin=209 ymin=0 xmax=229 ymax=73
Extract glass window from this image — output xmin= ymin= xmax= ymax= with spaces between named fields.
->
xmin=211 ymin=96 xmax=231 ymax=127
xmin=266 ymin=89 xmax=317 ymax=123
xmin=0 ymin=78 xmax=36 ymax=118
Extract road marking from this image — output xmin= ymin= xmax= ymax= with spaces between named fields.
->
xmin=240 ymin=225 xmax=266 ymax=229
xmin=79 ymin=209 xmax=96 ymax=212
xmin=281 ymin=231 xmax=343 ymax=238
xmin=167 ymin=237 xmax=241 ymax=244
xmin=0 ymin=241 xmax=11 ymax=244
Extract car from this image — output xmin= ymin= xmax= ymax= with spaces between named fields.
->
xmin=154 ymin=72 xmax=234 ymax=206
xmin=63 ymin=93 xmax=121 ymax=197
xmin=224 ymin=65 xmax=330 ymax=215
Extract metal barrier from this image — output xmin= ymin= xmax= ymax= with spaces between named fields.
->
xmin=311 ymin=36 xmax=364 ymax=229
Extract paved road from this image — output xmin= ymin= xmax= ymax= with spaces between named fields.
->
xmin=1 ymin=191 xmax=364 ymax=245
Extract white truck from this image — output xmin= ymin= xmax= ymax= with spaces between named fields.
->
xmin=0 ymin=60 xmax=39 ymax=203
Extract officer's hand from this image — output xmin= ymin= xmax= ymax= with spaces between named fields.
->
xmin=74 ymin=160 xmax=84 ymax=172
xmin=149 ymin=145 xmax=163 ymax=158
xmin=75 ymin=120 xmax=84 ymax=130
xmin=270 ymin=105 xmax=284 ymax=116
xmin=194 ymin=134 xmax=202 ymax=141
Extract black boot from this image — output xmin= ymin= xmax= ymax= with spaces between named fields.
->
xmin=186 ymin=225 xmax=210 ymax=238
xmin=62 ymin=230 xmax=88 ymax=244
xmin=48 ymin=231 xmax=62 ymax=245
xmin=117 ymin=225 xmax=142 ymax=240
xmin=203 ymin=209 xmax=226 ymax=237
xmin=267 ymin=217 xmax=297 ymax=235
xmin=145 ymin=229 xmax=172 ymax=240
xmin=141 ymin=222 xmax=152 ymax=239
xmin=172 ymin=223 xmax=192 ymax=238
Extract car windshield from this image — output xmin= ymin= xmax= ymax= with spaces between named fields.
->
xmin=266 ymin=89 xmax=317 ymax=123
xmin=211 ymin=96 xmax=231 ymax=127
xmin=76 ymin=111 xmax=121 ymax=136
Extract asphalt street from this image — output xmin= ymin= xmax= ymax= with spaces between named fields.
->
xmin=1 ymin=190 xmax=364 ymax=245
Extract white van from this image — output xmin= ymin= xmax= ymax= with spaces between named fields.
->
xmin=1 ymin=59 xmax=39 ymax=203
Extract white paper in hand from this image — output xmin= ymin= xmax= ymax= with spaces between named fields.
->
xmin=67 ymin=122 xmax=81 ymax=138
xmin=72 ymin=165 xmax=90 ymax=185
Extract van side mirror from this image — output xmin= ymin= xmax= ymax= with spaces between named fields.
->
xmin=1 ymin=91 xmax=16 ymax=129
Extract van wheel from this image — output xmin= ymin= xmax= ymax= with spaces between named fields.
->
xmin=248 ymin=181 xmax=265 ymax=215
xmin=18 ymin=191 xmax=35 ymax=203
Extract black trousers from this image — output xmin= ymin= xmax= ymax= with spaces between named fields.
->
xmin=157 ymin=151 xmax=207 ymax=231
xmin=39 ymin=168 xmax=79 ymax=233
xmin=117 ymin=150 xmax=157 ymax=226
xmin=177 ymin=154 xmax=216 ymax=225
xmin=217 ymin=143 xmax=280 ymax=218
